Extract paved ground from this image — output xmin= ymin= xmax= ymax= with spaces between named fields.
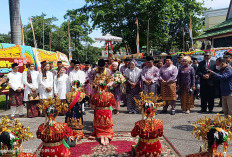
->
xmin=0 ymin=98 xmax=230 ymax=156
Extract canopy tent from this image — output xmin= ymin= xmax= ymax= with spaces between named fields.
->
xmin=95 ymin=34 xmax=122 ymax=57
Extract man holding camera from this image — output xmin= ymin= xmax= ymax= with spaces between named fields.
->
xmin=196 ymin=51 xmax=216 ymax=113
xmin=7 ymin=63 xmax=24 ymax=119
xmin=208 ymin=58 xmax=232 ymax=117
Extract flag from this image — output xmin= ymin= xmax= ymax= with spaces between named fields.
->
xmin=29 ymin=18 xmax=37 ymax=48
xmin=136 ymin=18 xmax=140 ymax=53
xmin=68 ymin=19 xmax=72 ymax=61
xmin=190 ymin=14 xmax=194 ymax=48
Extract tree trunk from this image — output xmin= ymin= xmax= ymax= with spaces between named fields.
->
xmin=9 ymin=0 xmax=22 ymax=45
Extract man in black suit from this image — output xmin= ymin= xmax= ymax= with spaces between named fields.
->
xmin=197 ymin=51 xmax=216 ymax=113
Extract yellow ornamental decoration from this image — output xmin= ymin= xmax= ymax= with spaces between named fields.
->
xmin=0 ymin=45 xmax=22 ymax=58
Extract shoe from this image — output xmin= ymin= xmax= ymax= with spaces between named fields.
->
xmin=198 ymin=110 xmax=206 ymax=113
xmin=160 ymin=110 xmax=168 ymax=114
xmin=208 ymin=110 xmax=213 ymax=114
xmin=219 ymin=110 xmax=224 ymax=114
xmin=19 ymin=115 xmax=26 ymax=118
xmin=185 ymin=110 xmax=190 ymax=114
xmin=82 ymin=111 xmax=86 ymax=115
xmin=171 ymin=110 xmax=175 ymax=115
xmin=128 ymin=111 xmax=133 ymax=114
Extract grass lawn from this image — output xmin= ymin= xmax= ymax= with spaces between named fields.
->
xmin=0 ymin=95 xmax=7 ymax=110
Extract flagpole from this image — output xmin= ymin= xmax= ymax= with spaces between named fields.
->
xmin=30 ymin=18 xmax=37 ymax=48
xmin=136 ymin=18 xmax=140 ymax=53
xmin=49 ymin=32 xmax=51 ymax=51
xmin=68 ymin=19 xmax=72 ymax=61
xmin=43 ymin=18 xmax=45 ymax=49
xmin=190 ymin=14 xmax=194 ymax=49
xmin=20 ymin=16 xmax=25 ymax=46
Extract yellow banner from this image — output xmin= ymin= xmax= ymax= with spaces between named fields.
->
xmin=0 ymin=45 xmax=22 ymax=58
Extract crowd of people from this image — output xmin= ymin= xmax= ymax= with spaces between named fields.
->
xmin=2 ymin=50 xmax=232 ymax=121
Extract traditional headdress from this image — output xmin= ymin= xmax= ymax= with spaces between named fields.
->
xmin=183 ymin=56 xmax=191 ymax=63
xmin=0 ymin=116 xmax=33 ymax=156
xmin=134 ymin=92 xmax=165 ymax=119
xmin=37 ymin=98 xmax=69 ymax=126
xmin=111 ymin=61 xmax=119 ymax=67
xmin=192 ymin=114 xmax=232 ymax=155
xmin=92 ymin=73 xmax=111 ymax=92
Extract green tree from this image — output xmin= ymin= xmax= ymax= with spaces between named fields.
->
xmin=64 ymin=9 xmax=93 ymax=60
xmin=81 ymin=0 xmax=207 ymax=53
xmin=0 ymin=33 xmax=11 ymax=43
xmin=23 ymin=13 xmax=58 ymax=50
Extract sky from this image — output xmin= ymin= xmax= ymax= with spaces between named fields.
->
xmin=0 ymin=0 xmax=231 ymax=47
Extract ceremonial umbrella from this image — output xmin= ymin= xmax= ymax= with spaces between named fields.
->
xmin=95 ymin=34 xmax=122 ymax=57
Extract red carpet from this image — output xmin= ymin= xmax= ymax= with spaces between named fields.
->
xmin=70 ymin=132 xmax=182 ymax=157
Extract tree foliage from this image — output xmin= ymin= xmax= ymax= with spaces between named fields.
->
xmin=81 ymin=0 xmax=207 ymax=53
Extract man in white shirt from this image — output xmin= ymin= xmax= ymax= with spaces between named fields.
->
xmin=7 ymin=63 xmax=24 ymax=119
xmin=69 ymin=60 xmax=86 ymax=114
xmin=69 ymin=60 xmax=86 ymax=87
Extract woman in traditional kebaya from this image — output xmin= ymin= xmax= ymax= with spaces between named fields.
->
xmin=23 ymin=63 xmax=40 ymax=118
xmin=177 ymin=56 xmax=195 ymax=114
xmin=39 ymin=61 xmax=54 ymax=99
xmin=37 ymin=98 xmax=72 ymax=157
xmin=91 ymin=74 xmax=116 ymax=146
xmin=124 ymin=60 xmax=142 ymax=114
xmin=131 ymin=92 xmax=164 ymax=157
xmin=110 ymin=62 xmax=124 ymax=114
xmin=54 ymin=67 xmax=70 ymax=101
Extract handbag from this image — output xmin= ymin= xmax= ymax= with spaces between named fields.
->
xmin=28 ymin=91 xmax=39 ymax=101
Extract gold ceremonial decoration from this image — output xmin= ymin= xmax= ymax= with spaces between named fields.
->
xmin=134 ymin=92 xmax=165 ymax=111
xmin=0 ymin=116 xmax=34 ymax=141
xmin=192 ymin=114 xmax=232 ymax=154
xmin=192 ymin=114 xmax=232 ymax=141
xmin=92 ymin=73 xmax=111 ymax=89
xmin=37 ymin=97 xmax=69 ymax=114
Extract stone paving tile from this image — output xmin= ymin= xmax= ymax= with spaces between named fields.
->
xmin=0 ymin=98 xmax=231 ymax=156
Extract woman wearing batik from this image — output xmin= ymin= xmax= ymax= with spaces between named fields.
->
xmin=65 ymin=80 xmax=88 ymax=145
xmin=39 ymin=61 xmax=54 ymax=99
xmin=23 ymin=63 xmax=40 ymax=118
xmin=91 ymin=75 xmax=116 ymax=146
xmin=124 ymin=60 xmax=141 ymax=114
xmin=131 ymin=98 xmax=164 ymax=157
xmin=177 ymin=56 xmax=195 ymax=114
xmin=37 ymin=99 xmax=73 ymax=157
xmin=110 ymin=62 xmax=122 ymax=114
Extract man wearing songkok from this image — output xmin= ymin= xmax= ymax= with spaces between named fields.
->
xmin=141 ymin=56 xmax=160 ymax=94
xmin=159 ymin=56 xmax=178 ymax=115
xmin=7 ymin=63 xmax=24 ymax=119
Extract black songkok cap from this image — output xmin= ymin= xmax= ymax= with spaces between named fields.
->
xmin=11 ymin=63 xmax=18 ymax=68
xmin=98 ymin=59 xmax=106 ymax=67
xmin=75 ymin=60 xmax=80 ymax=65
xmin=85 ymin=61 xmax=90 ymax=65
xmin=146 ymin=56 xmax=154 ymax=61
xmin=165 ymin=56 xmax=172 ymax=60
xmin=57 ymin=61 xmax=62 ymax=64
xmin=71 ymin=60 xmax=76 ymax=64
xmin=40 ymin=61 xmax=46 ymax=65
xmin=125 ymin=58 xmax=130 ymax=62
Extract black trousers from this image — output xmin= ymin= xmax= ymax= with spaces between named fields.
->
xmin=200 ymin=83 xmax=215 ymax=111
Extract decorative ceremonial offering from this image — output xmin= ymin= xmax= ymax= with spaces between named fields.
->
xmin=131 ymin=92 xmax=165 ymax=157
xmin=0 ymin=116 xmax=35 ymax=157
xmin=187 ymin=114 xmax=232 ymax=157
